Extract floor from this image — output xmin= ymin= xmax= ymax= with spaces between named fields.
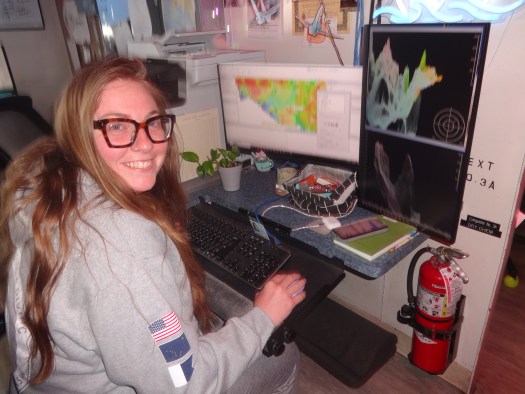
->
xmin=0 ymin=337 xmax=8 ymax=394
xmin=469 ymin=234 xmax=525 ymax=393
xmin=1 ymin=238 xmax=522 ymax=393
xmin=297 ymin=352 xmax=462 ymax=393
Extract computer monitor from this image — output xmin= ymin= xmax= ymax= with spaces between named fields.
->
xmin=0 ymin=47 xmax=16 ymax=98
xmin=358 ymin=23 xmax=490 ymax=244
xmin=218 ymin=62 xmax=362 ymax=169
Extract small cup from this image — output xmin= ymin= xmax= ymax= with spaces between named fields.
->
xmin=276 ymin=166 xmax=298 ymax=195
xmin=255 ymin=156 xmax=274 ymax=172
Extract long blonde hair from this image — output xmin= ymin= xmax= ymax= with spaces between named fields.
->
xmin=0 ymin=57 xmax=213 ymax=384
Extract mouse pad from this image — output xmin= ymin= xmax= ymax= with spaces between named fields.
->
xmin=293 ymin=298 xmax=397 ymax=388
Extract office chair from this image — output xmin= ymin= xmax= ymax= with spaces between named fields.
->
xmin=0 ymin=96 xmax=52 ymax=336
xmin=0 ymin=95 xmax=53 ymax=171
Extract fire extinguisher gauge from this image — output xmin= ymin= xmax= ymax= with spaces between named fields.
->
xmin=435 ymin=246 xmax=469 ymax=261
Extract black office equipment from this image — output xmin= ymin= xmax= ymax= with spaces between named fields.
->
xmin=358 ymin=23 xmax=490 ymax=244
xmin=188 ymin=202 xmax=291 ymax=289
xmin=143 ymin=58 xmax=186 ymax=108
xmin=187 ymin=199 xmax=345 ymax=356
xmin=0 ymin=95 xmax=53 ymax=171
xmin=294 ymin=297 xmax=398 ymax=388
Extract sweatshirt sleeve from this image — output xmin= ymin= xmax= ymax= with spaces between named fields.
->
xmin=82 ymin=209 xmax=275 ymax=393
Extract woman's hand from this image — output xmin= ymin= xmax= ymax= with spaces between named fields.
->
xmin=254 ymin=272 xmax=306 ymax=326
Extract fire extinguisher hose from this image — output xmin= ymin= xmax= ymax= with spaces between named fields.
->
xmin=407 ymin=246 xmax=433 ymax=310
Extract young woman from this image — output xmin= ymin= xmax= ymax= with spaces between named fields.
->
xmin=0 ymin=57 xmax=306 ymax=393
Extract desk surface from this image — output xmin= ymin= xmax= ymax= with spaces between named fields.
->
xmin=184 ymin=167 xmax=427 ymax=279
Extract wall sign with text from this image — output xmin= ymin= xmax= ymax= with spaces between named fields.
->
xmin=0 ymin=0 xmax=44 ymax=30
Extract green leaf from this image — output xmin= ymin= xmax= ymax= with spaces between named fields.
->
xmin=196 ymin=165 xmax=205 ymax=178
xmin=180 ymin=151 xmax=199 ymax=163
xmin=181 ymin=146 xmax=240 ymax=176
xmin=403 ymin=67 xmax=409 ymax=93
xmin=210 ymin=149 xmax=220 ymax=161
xmin=219 ymin=158 xmax=229 ymax=168
xmin=419 ymin=50 xmax=427 ymax=70
xmin=201 ymin=161 xmax=215 ymax=176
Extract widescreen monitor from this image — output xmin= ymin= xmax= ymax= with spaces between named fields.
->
xmin=218 ymin=62 xmax=362 ymax=169
xmin=358 ymin=23 xmax=490 ymax=244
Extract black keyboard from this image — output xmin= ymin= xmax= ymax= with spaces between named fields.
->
xmin=187 ymin=202 xmax=291 ymax=289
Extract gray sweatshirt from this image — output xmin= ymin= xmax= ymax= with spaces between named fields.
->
xmin=6 ymin=174 xmax=275 ymax=393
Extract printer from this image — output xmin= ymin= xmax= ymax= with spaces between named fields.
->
xmin=128 ymin=36 xmax=265 ymax=149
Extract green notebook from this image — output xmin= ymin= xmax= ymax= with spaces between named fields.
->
xmin=333 ymin=216 xmax=417 ymax=261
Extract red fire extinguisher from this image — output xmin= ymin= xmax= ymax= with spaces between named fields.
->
xmin=398 ymin=246 xmax=469 ymax=374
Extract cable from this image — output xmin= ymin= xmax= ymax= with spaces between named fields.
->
xmin=369 ymin=0 xmax=376 ymax=25
xmin=253 ymin=195 xmax=288 ymax=244
xmin=260 ymin=201 xmax=356 ymax=232
xmin=354 ymin=0 xmax=365 ymax=65
xmin=321 ymin=0 xmax=344 ymax=66
xmin=254 ymin=195 xmax=288 ymax=220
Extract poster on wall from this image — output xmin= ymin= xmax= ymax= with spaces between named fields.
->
xmin=0 ymin=0 xmax=44 ymax=30
xmin=292 ymin=0 xmax=356 ymax=40
xmin=246 ymin=0 xmax=282 ymax=38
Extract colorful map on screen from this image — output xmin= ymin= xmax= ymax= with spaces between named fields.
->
xmin=235 ymin=78 xmax=327 ymax=133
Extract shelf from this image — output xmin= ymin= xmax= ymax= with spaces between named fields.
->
xmin=166 ymin=30 xmax=226 ymax=38
xmin=184 ymin=168 xmax=428 ymax=279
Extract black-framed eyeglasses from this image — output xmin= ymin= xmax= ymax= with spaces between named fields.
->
xmin=93 ymin=114 xmax=175 ymax=148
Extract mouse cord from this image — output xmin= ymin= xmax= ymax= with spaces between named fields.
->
xmin=260 ymin=204 xmax=353 ymax=231
xmin=253 ymin=195 xmax=288 ymax=244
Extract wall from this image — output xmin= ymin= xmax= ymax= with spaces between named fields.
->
xmin=230 ymin=0 xmax=525 ymax=386
xmin=227 ymin=0 xmax=360 ymax=66
xmin=0 ymin=4 xmax=72 ymax=123
xmin=458 ymin=8 xmax=525 ymax=373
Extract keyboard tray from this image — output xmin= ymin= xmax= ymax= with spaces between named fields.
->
xmin=188 ymin=200 xmax=346 ymax=356
xmin=188 ymin=202 xmax=291 ymax=290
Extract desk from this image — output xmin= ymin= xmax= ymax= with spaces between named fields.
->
xmin=185 ymin=166 xmax=427 ymax=279
xmin=183 ymin=167 xmax=405 ymax=372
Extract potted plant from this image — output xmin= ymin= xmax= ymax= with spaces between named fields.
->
xmin=180 ymin=145 xmax=242 ymax=191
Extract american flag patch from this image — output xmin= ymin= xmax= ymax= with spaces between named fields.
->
xmin=148 ymin=311 xmax=182 ymax=342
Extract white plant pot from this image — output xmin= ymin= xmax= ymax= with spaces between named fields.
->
xmin=218 ymin=164 xmax=242 ymax=192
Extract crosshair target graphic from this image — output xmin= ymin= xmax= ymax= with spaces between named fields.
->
xmin=433 ymin=108 xmax=466 ymax=144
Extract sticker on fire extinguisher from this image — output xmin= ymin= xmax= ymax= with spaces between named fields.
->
xmin=440 ymin=266 xmax=463 ymax=317
xmin=415 ymin=331 xmax=437 ymax=344
xmin=416 ymin=268 xmax=463 ymax=318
